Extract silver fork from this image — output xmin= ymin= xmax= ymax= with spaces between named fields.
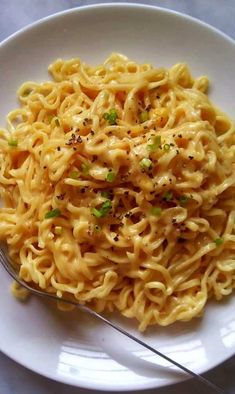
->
xmin=0 ymin=245 xmax=227 ymax=394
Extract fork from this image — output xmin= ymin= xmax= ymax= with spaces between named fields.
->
xmin=0 ymin=245 xmax=227 ymax=394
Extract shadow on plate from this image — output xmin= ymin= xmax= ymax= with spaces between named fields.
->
xmin=33 ymin=296 xmax=207 ymax=381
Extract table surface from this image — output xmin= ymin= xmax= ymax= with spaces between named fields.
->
xmin=0 ymin=1 xmax=235 ymax=393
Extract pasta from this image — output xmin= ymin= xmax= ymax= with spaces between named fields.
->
xmin=0 ymin=53 xmax=235 ymax=331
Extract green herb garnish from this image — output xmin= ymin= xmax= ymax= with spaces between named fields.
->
xmin=214 ymin=238 xmax=224 ymax=246
xmin=106 ymin=171 xmax=116 ymax=183
xmin=162 ymin=191 xmax=173 ymax=201
xmin=151 ymin=207 xmax=162 ymax=216
xmin=140 ymin=111 xmax=149 ymax=123
xmin=179 ymin=195 xmax=189 ymax=205
xmin=91 ymin=200 xmax=112 ymax=218
xmin=163 ymin=143 xmax=170 ymax=151
xmin=101 ymin=191 xmax=110 ymax=198
xmin=8 ymin=139 xmax=18 ymax=147
xmin=45 ymin=208 xmax=61 ymax=219
xmin=103 ymin=108 xmax=118 ymax=125
xmin=81 ymin=163 xmax=90 ymax=175
xmin=70 ymin=170 xmax=80 ymax=179
xmin=140 ymin=158 xmax=152 ymax=170
xmin=147 ymin=135 xmax=161 ymax=152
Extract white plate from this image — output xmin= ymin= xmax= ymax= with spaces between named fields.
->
xmin=1 ymin=3 xmax=235 ymax=392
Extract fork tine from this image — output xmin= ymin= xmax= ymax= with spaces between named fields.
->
xmin=0 ymin=245 xmax=19 ymax=281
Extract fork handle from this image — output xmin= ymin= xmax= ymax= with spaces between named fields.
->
xmin=78 ymin=303 xmax=227 ymax=394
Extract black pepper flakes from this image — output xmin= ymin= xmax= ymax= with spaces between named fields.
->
xmin=56 ymin=193 xmax=65 ymax=200
xmin=66 ymin=134 xmax=82 ymax=146
xmin=57 ymin=147 xmax=61 ymax=151
xmin=189 ymin=156 xmax=194 ymax=160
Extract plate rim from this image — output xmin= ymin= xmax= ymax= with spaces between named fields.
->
xmin=0 ymin=2 xmax=235 ymax=391
xmin=1 ymin=2 xmax=235 ymax=50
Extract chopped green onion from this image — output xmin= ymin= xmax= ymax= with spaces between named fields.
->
xmin=54 ymin=117 xmax=60 ymax=127
xmin=179 ymin=195 xmax=189 ymax=205
xmin=101 ymin=191 xmax=110 ymax=198
xmin=45 ymin=208 xmax=61 ymax=219
xmin=103 ymin=108 xmax=118 ymax=125
xmin=147 ymin=135 xmax=161 ymax=152
xmin=91 ymin=199 xmax=112 ymax=218
xmin=140 ymin=158 xmax=152 ymax=170
xmin=147 ymin=144 xmax=156 ymax=152
xmin=151 ymin=207 xmax=162 ymax=216
xmin=70 ymin=170 xmax=80 ymax=179
xmin=155 ymin=135 xmax=162 ymax=146
xmin=106 ymin=171 xmax=116 ymax=183
xmin=54 ymin=226 xmax=63 ymax=235
xmin=81 ymin=163 xmax=90 ymax=175
xmin=8 ymin=139 xmax=18 ymax=147
xmin=101 ymin=199 xmax=112 ymax=211
xmin=91 ymin=208 xmax=103 ymax=218
xmin=140 ymin=111 xmax=149 ymax=123
xmin=214 ymin=238 xmax=224 ymax=246
xmin=163 ymin=143 xmax=170 ymax=151
xmin=162 ymin=191 xmax=173 ymax=201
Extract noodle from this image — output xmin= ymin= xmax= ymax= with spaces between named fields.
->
xmin=0 ymin=53 xmax=235 ymax=331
